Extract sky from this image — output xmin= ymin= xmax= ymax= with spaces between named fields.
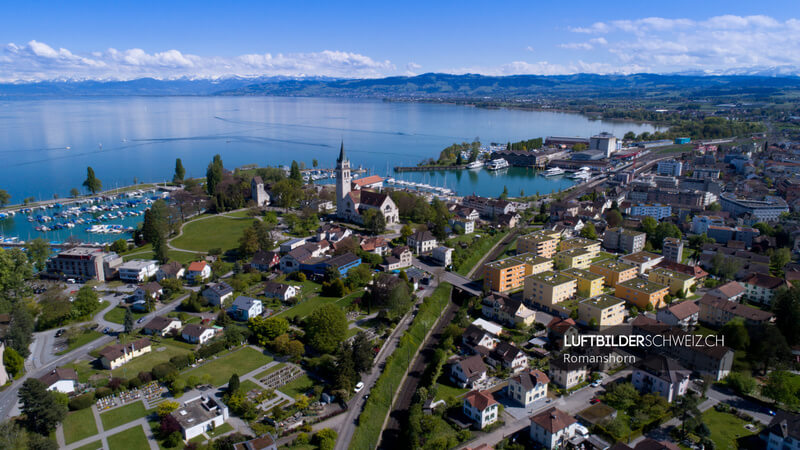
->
xmin=1 ymin=0 xmax=800 ymax=81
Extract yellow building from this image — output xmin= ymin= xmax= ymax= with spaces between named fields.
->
xmin=589 ymin=259 xmax=638 ymax=287
xmin=578 ymin=295 xmax=626 ymax=329
xmin=517 ymin=231 xmax=560 ymax=258
xmin=558 ymin=237 xmax=601 ymax=258
xmin=615 ymin=278 xmax=669 ymax=310
xmin=648 ymin=267 xmax=695 ymax=296
xmin=523 ymin=271 xmax=577 ymax=309
xmin=562 ymin=268 xmax=605 ymax=298
xmin=555 ymin=248 xmax=593 ymax=270
xmin=483 ymin=253 xmax=553 ymax=293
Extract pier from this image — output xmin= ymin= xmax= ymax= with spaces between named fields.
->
xmin=394 ymin=164 xmax=467 ymax=172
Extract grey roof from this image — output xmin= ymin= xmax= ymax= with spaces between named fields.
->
xmin=143 ymin=316 xmax=179 ymax=331
xmin=205 ymin=282 xmax=233 ymax=296
xmin=232 ymin=296 xmax=261 ymax=310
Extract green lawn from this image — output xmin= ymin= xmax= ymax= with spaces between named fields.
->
xmin=110 ymin=341 xmax=192 ymax=379
xmin=179 ymin=347 xmax=272 ymax=387
xmin=63 ymin=408 xmax=99 ymax=444
xmin=171 ymin=215 xmax=256 ymax=253
xmin=104 ymin=306 xmax=147 ymax=325
xmin=73 ymin=440 xmax=103 ymax=450
xmin=276 ymin=289 xmax=363 ymax=320
xmin=450 ymin=231 xmax=508 ymax=276
xmin=100 ymin=401 xmax=150 ymax=430
xmin=591 ymin=251 xmax=616 ymax=262
xmin=207 ymin=422 xmax=234 ymax=438
xmin=107 ymin=425 xmax=151 ymax=450
xmin=239 ymin=379 xmax=262 ymax=394
xmin=57 ymin=330 xmax=104 ymax=355
xmin=434 ymin=381 xmax=469 ymax=402
xmin=279 ymin=374 xmax=314 ymax=398
xmin=122 ymin=245 xmax=197 ymax=264
xmin=699 ymin=409 xmax=759 ymax=449
xmin=255 ymin=363 xmax=285 ymax=380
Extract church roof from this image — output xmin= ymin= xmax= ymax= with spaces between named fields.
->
xmin=359 ymin=190 xmax=389 ymax=207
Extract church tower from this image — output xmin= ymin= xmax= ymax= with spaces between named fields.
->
xmin=335 ymin=141 xmax=351 ymax=218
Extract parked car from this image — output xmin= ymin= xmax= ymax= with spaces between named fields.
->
xmin=102 ymin=327 xmax=110 ymax=334
xmin=590 ymin=397 xmax=600 ymax=404
xmin=55 ymin=329 xmax=65 ymax=337
xmin=354 ymin=381 xmax=365 ymax=393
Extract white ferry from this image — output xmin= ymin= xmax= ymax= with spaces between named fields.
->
xmin=466 ymin=160 xmax=484 ymax=170
xmin=542 ymin=167 xmax=565 ymax=177
xmin=485 ymin=158 xmax=509 ymax=171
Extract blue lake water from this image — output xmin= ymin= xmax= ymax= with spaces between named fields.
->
xmin=0 ymin=96 xmax=660 ymax=242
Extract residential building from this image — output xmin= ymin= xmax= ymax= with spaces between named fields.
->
xmin=449 ymin=217 xmax=475 ymax=234
xmin=432 ymin=246 xmax=454 ymax=267
xmin=655 ymin=260 xmax=709 ymax=281
xmin=230 ymin=296 xmax=263 ymax=321
xmin=383 ymin=246 xmax=413 ymax=271
xmin=482 ymin=293 xmax=536 ymax=327
xmin=351 ymin=174 xmax=384 ymax=190
xmin=523 ymin=271 xmax=577 ymax=309
xmin=656 ymin=300 xmax=699 ymax=329
xmin=182 ymin=324 xmax=216 ymax=345
xmin=616 ymin=279 xmax=669 ymax=310
xmin=620 ymin=251 xmax=664 ymax=275
xmin=662 ymin=238 xmax=683 ymax=263
xmin=315 ymin=223 xmax=352 ymax=243
xmin=133 ymin=281 xmax=163 ymax=303
xmin=508 ymin=369 xmax=549 ymax=407
xmin=359 ymin=236 xmax=389 ymax=255
xmin=483 ymin=253 xmax=552 ymax=293
xmin=407 ymin=230 xmax=437 ymax=254
xmin=741 ymin=273 xmax=789 ymax=305
xmin=250 ymin=250 xmax=280 ymax=271
xmin=335 ymin=144 xmax=399 ymax=224
xmin=497 ymin=212 xmax=521 ymax=228
xmin=578 ymin=295 xmax=626 ymax=329
xmin=156 ymin=261 xmax=185 ymax=281
xmin=142 ymin=316 xmax=182 ymax=337
xmin=45 ymin=246 xmax=122 ymax=282
xmin=558 ymin=237 xmax=601 ymax=257
xmin=264 ymin=282 xmax=297 ymax=301
xmin=462 ymin=195 xmax=516 ymax=219
xmin=547 ymin=317 xmax=579 ymax=349
xmin=172 ymin=396 xmax=229 ymax=441
xmin=450 ymin=354 xmax=488 ymax=389
xmin=698 ymin=294 xmax=774 ymax=327
xmin=765 ymin=411 xmax=800 ymax=450
xmin=38 ymin=368 xmax=78 ymax=394
xmin=486 ymin=341 xmax=528 ymax=373
xmin=691 ymin=215 xmax=725 ymax=234
xmin=462 ymin=390 xmax=499 ymax=429
xmin=562 ymin=268 xmax=604 ymax=298
xmin=530 ymin=407 xmax=579 ymax=450
xmin=202 ymin=282 xmax=233 ymax=306
xmin=555 ymin=248 xmax=593 ymax=270
xmin=631 ymin=355 xmax=690 ymax=403
xmin=590 ymin=259 xmax=638 ymax=287
xmin=300 ymin=252 xmax=361 ymax=277
xmin=233 ymin=434 xmax=278 ymax=450
xmin=186 ymin=261 xmax=212 ymax=283
xmin=98 ymin=338 xmax=152 ymax=370
xmin=118 ymin=259 xmax=159 ymax=283
xmin=280 ymin=238 xmax=307 ymax=253
xmin=548 ymin=357 xmax=588 ymax=389
xmin=657 ymin=160 xmax=683 ymax=176
xmin=648 ymin=267 xmax=695 ymax=296
xmin=629 ymin=204 xmax=672 ymax=220
xmin=719 ymin=193 xmax=789 ymax=222
xmin=462 ymin=324 xmax=499 ymax=353
xmin=518 ymin=231 xmax=560 ymax=258
xmin=604 ymin=228 xmax=646 ymax=254
xmin=707 ymin=281 xmax=745 ymax=302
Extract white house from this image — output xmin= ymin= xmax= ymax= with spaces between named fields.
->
xmin=118 ymin=259 xmax=159 ymax=283
xmin=172 ymin=396 xmax=229 ymax=441
xmin=38 ymin=367 xmax=78 ymax=394
xmin=631 ymin=355 xmax=690 ymax=403
xmin=508 ymin=369 xmax=549 ymax=407
xmin=462 ymin=324 xmax=499 ymax=353
xmin=383 ymin=246 xmax=413 ymax=271
xmin=142 ymin=316 xmax=182 ymax=337
xmin=450 ymin=354 xmax=488 ymax=389
xmin=765 ymin=411 xmax=800 ymax=450
xmin=156 ymin=261 xmax=185 ymax=281
xmin=462 ymin=390 xmax=499 ymax=429
xmin=133 ymin=281 xmax=163 ymax=303
xmin=486 ymin=341 xmax=528 ymax=373
xmin=548 ymin=358 xmax=587 ymax=389
xmin=182 ymin=324 xmax=216 ymax=345
xmin=98 ymin=338 xmax=152 ymax=370
xmin=186 ymin=261 xmax=212 ymax=283
xmin=202 ymin=282 xmax=233 ymax=306
xmin=230 ymin=296 xmax=263 ymax=321
xmin=449 ymin=218 xmax=475 ymax=234
xmin=656 ymin=300 xmax=699 ymax=330
xmin=264 ymin=282 xmax=297 ymax=302
xmin=432 ymin=246 xmax=454 ymax=267
xmin=407 ymin=230 xmax=437 ymax=254
xmin=530 ymin=407 xmax=579 ymax=450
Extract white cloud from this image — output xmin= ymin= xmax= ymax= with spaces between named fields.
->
xmin=0 ymin=40 xmax=395 ymax=82
xmin=560 ymin=42 xmax=593 ymax=50
xmin=526 ymin=46 xmax=535 ymax=52
xmin=404 ymin=62 xmax=422 ymax=76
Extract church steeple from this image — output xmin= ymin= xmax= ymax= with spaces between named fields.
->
xmin=337 ymin=141 xmax=347 ymax=163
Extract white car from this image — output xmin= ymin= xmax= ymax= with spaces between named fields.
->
xmin=354 ymin=381 xmax=365 ymax=393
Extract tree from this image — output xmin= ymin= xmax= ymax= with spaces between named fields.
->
xmin=640 ymin=216 xmax=658 ymax=237
xmin=25 ymin=238 xmax=49 ymax=272
xmin=0 ymin=189 xmax=9 ymax=207
xmin=228 ymin=373 xmax=240 ymax=394
xmin=312 ymin=159 xmax=318 ymax=168
xmin=7 ymin=302 xmax=34 ymax=357
xmin=580 ymin=222 xmax=598 ymax=239
xmin=157 ymin=400 xmax=180 ymax=417
xmin=720 ymin=317 xmax=750 ymax=350
xmin=206 ymin=154 xmax=224 ymax=196
xmin=19 ymin=379 xmax=67 ymax=435
xmin=72 ymin=286 xmax=100 ymax=318
xmin=653 ymin=222 xmax=681 ymax=249
xmin=770 ymin=247 xmax=792 ymax=277
xmin=290 ymin=161 xmax=302 ymax=182
xmin=749 ymin=324 xmax=791 ymax=373
xmin=141 ymin=199 xmax=170 ymax=264
xmin=305 ymin=304 xmax=347 ymax=354
xmin=351 ymin=332 xmax=373 ymax=373
xmin=82 ymin=167 xmax=102 ymax=194
xmin=173 ymin=158 xmax=186 ymax=183
xmin=763 ymin=370 xmax=799 ymax=407
xmin=123 ymin=308 xmax=134 ymax=334
xmin=109 ymin=238 xmax=128 ymax=254
xmin=774 ymin=286 xmax=800 ymax=345
xmin=605 ymin=209 xmax=623 ymax=228
xmin=400 ymin=224 xmax=413 ymax=241
xmin=69 ymin=188 xmax=80 ymax=198
xmin=362 ymin=209 xmax=386 ymax=235
xmin=238 ymin=220 xmax=275 ymax=257
xmin=500 ymin=185 xmax=509 ymax=200
xmin=3 ymin=346 xmax=24 ymax=378
xmin=603 ymin=382 xmax=640 ymax=411
xmin=248 ymin=316 xmax=289 ymax=347
xmin=725 ymin=372 xmax=757 ymax=395
xmin=0 ymin=248 xmax=33 ymax=311
xmin=271 ymin=179 xmax=302 ymax=209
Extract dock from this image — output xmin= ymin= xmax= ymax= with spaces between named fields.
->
xmin=394 ymin=165 xmax=467 ymax=172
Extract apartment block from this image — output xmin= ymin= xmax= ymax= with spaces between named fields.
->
xmin=561 ymin=268 xmax=604 ymax=298
xmin=603 ymin=227 xmax=646 ymax=254
xmin=620 ymin=251 xmax=664 ymax=275
xmin=558 ymin=237 xmax=601 ymax=257
xmin=554 ymin=248 xmax=593 ymax=270
xmin=648 ymin=267 xmax=695 ymax=296
xmin=517 ymin=231 xmax=560 ymax=258
xmin=524 ymin=271 xmax=577 ymax=309
xmin=483 ymin=253 xmax=553 ymax=293
xmin=578 ymin=295 xmax=626 ymax=329
xmin=589 ymin=259 xmax=638 ymax=287
xmin=662 ymin=237 xmax=684 ymax=263
xmin=615 ymin=278 xmax=669 ymax=310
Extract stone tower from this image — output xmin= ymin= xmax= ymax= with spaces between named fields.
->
xmin=335 ymin=142 xmax=351 ymax=218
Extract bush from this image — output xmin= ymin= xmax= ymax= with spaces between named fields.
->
xmin=197 ymin=340 xmax=226 ymax=359
xmin=127 ymin=377 xmax=143 ymax=390
xmin=108 ymin=377 xmax=125 ymax=391
xmin=69 ymin=392 xmax=95 ymax=410
xmin=295 ymin=433 xmax=310 ymax=445
xmin=138 ymin=371 xmax=153 ymax=383
xmin=95 ymin=386 xmax=112 ymax=399
xmin=152 ymin=362 xmax=178 ymax=382
xmin=165 ymin=431 xmax=183 ymax=448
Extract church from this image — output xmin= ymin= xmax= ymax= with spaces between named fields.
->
xmin=336 ymin=143 xmax=399 ymax=225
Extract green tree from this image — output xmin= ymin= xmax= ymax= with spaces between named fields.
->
xmin=72 ymin=286 xmax=100 ymax=318
xmin=603 ymin=382 xmax=640 ymax=411
xmin=69 ymin=188 xmax=80 ymax=198
xmin=362 ymin=209 xmax=386 ymax=235
xmin=305 ymin=304 xmax=347 ymax=354
xmin=580 ymin=222 xmax=598 ymax=239
xmin=248 ymin=316 xmax=289 ymax=347
xmin=351 ymin=332 xmax=374 ymax=374
xmin=653 ymin=222 xmax=682 ymax=249
xmin=7 ymin=302 xmax=34 ymax=357
xmin=720 ymin=317 xmax=750 ymax=350
xmin=770 ymin=247 xmax=792 ymax=277
xmin=82 ymin=167 xmax=102 ymax=194
xmin=605 ymin=209 xmax=623 ymax=228
xmin=141 ymin=199 xmax=170 ymax=264
xmin=109 ymin=238 xmax=128 ymax=254
xmin=290 ymin=160 xmax=302 ymax=182
xmin=206 ymin=154 xmax=224 ymax=196
xmin=271 ymin=179 xmax=302 ymax=209
xmin=0 ymin=248 xmax=33 ymax=312
xmin=123 ymin=308 xmax=134 ymax=334
xmin=312 ymin=159 xmax=318 ymax=168
xmin=773 ymin=286 xmax=800 ymax=346
xmin=173 ymin=158 xmax=186 ymax=183
xmin=25 ymin=238 xmax=50 ymax=272
xmin=3 ymin=346 xmax=24 ymax=378
xmin=725 ymin=372 xmax=757 ymax=395
xmin=640 ymin=216 xmax=658 ymax=237
xmin=19 ymin=378 xmax=67 ymax=435
xmin=156 ymin=400 xmax=179 ymax=417
xmin=228 ymin=373 xmax=240 ymax=394
xmin=400 ymin=224 xmax=413 ymax=241
xmin=0 ymin=189 xmax=10 ymax=207
xmin=763 ymin=370 xmax=800 ymax=407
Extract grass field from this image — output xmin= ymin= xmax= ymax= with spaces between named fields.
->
xmin=179 ymin=347 xmax=272 ymax=387
xmin=122 ymin=244 xmax=197 ymax=264
xmin=100 ymin=401 xmax=150 ymax=430
xmin=276 ymin=289 xmax=362 ymax=320
xmin=450 ymin=231 xmax=508 ymax=276
xmin=239 ymin=379 xmax=262 ymax=394
xmin=111 ymin=341 xmax=192 ymax=378
xmin=104 ymin=306 xmax=147 ymax=325
xmin=279 ymin=374 xmax=314 ymax=398
xmin=57 ymin=330 xmax=104 ymax=355
xmin=171 ymin=215 xmax=256 ymax=253
xmin=107 ymin=425 xmax=151 ymax=450
xmin=434 ymin=381 xmax=469 ymax=402
xmin=698 ymin=409 xmax=759 ymax=449
xmin=207 ymin=422 xmax=234 ymax=438
xmin=73 ymin=440 xmax=103 ymax=450
xmin=63 ymin=408 xmax=99 ymax=444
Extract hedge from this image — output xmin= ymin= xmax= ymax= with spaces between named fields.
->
xmin=69 ymin=392 xmax=95 ymax=410
xmin=349 ymin=283 xmax=452 ymax=450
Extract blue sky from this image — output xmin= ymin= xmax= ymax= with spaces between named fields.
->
xmin=1 ymin=0 xmax=799 ymax=81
